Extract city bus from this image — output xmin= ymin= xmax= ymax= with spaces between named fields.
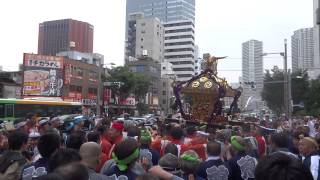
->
xmin=0 ymin=98 xmax=82 ymax=121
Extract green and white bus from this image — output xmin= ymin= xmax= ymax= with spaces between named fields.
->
xmin=0 ymin=98 xmax=82 ymax=121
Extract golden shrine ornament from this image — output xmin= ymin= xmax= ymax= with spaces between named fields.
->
xmin=192 ymin=81 xmax=200 ymax=88
xmin=199 ymin=77 xmax=208 ymax=82
xmin=204 ymin=81 xmax=212 ymax=88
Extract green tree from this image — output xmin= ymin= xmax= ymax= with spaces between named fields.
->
xmin=106 ymin=66 xmax=151 ymax=115
xmin=291 ymin=70 xmax=309 ymax=115
xmin=261 ymin=69 xmax=284 ymax=115
xmin=305 ymin=79 xmax=320 ymax=116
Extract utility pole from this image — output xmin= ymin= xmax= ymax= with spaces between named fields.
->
xmin=96 ymin=62 xmax=102 ymax=116
xmin=288 ymin=69 xmax=292 ymax=119
xmin=283 ymin=39 xmax=288 ymax=118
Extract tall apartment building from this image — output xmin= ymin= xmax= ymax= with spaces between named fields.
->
xmin=126 ymin=13 xmax=164 ymax=63
xmin=291 ymin=28 xmax=314 ymax=73
xmin=164 ymin=21 xmax=195 ymax=81
xmin=242 ymin=40 xmax=264 ymax=111
xmin=313 ymin=0 xmax=320 ymax=79
xmin=38 ymin=19 xmax=94 ymax=56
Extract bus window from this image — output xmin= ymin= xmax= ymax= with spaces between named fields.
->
xmin=0 ymin=104 xmax=4 ymax=118
xmin=5 ymin=104 xmax=14 ymax=117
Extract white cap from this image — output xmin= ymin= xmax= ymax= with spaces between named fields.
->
xmin=29 ymin=132 xmax=40 ymax=138
xmin=39 ymin=119 xmax=49 ymax=126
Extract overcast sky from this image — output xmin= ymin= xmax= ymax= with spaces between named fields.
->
xmin=0 ymin=0 xmax=313 ymax=82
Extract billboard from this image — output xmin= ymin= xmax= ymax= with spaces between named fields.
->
xmin=23 ymin=53 xmax=64 ymax=97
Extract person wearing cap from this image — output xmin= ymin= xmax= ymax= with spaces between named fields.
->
xmin=73 ymin=116 xmax=85 ymax=132
xmin=27 ymin=132 xmax=41 ymax=162
xmin=105 ymin=122 xmax=124 ymax=159
xmin=104 ymin=138 xmax=141 ymax=180
xmin=252 ymin=126 xmax=266 ymax=158
xmin=185 ymin=131 xmax=209 ymax=161
xmin=49 ymin=117 xmax=61 ymax=135
xmin=14 ymin=118 xmax=29 ymax=134
xmin=300 ymin=137 xmax=320 ymax=179
xmin=38 ymin=118 xmax=50 ymax=135
xmin=22 ymin=133 xmax=60 ymax=179
xmin=227 ymin=136 xmax=257 ymax=180
xmin=139 ymin=129 xmax=160 ymax=166
xmin=179 ymin=150 xmax=205 ymax=180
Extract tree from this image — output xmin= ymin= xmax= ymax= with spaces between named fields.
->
xmin=107 ymin=66 xmax=136 ymax=98
xmin=305 ymin=79 xmax=320 ymax=116
xmin=261 ymin=69 xmax=284 ymax=115
xmin=291 ymin=70 xmax=309 ymax=115
xmin=106 ymin=66 xmax=151 ymax=115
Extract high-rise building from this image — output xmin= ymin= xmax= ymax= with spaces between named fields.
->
xmin=291 ymin=28 xmax=314 ymax=73
xmin=125 ymin=0 xmax=196 ymax=82
xmin=126 ymin=0 xmax=195 ymax=25
xmin=126 ymin=13 xmax=164 ymax=63
xmin=313 ymin=0 xmax=320 ymax=78
xmin=164 ymin=20 xmax=195 ymax=81
xmin=38 ymin=19 xmax=94 ymax=56
xmin=242 ymin=40 xmax=264 ymax=111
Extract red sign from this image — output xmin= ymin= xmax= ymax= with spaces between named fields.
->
xmin=76 ymin=93 xmax=82 ymax=99
xmin=68 ymin=92 xmax=76 ymax=98
xmin=103 ymin=88 xmax=111 ymax=105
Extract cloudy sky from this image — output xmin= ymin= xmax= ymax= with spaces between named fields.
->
xmin=0 ymin=0 xmax=313 ymax=82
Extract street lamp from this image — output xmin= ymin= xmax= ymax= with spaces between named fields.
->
xmin=262 ymin=39 xmax=291 ymax=118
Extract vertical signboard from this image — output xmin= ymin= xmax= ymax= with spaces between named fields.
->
xmin=23 ymin=53 xmax=64 ymax=97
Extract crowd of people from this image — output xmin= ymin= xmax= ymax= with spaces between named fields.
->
xmin=0 ymin=114 xmax=319 ymax=180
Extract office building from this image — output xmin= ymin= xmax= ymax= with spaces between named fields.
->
xmin=126 ymin=0 xmax=195 ymax=26
xmin=126 ymin=13 xmax=164 ymax=63
xmin=125 ymin=0 xmax=196 ymax=82
xmin=164 ymin=20 xmax=195 ymax=81
xmin=242 ymin=40 xmax=264 ymax=111
xmin=291 ymin=28 xmax=314 ymax=73
xmin=38 ymin=19 xmax=94 ymax=56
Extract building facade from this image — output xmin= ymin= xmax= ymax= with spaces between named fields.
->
xmin=57 ymin=51 xmax=104 ymax=67
xmin=242 ymin=40 xmax=264 ymax=111
xmin=291 ymin=28 xmax=314 ymax=73
xmin=38 ymin=19 xmax=94 ymax=56
xmin=125 ymin=0 xmax=196 ymax=82
xmin=0 ymin=71 xmax=22 ymax=99
xmin=314 ymin=0 xmax=320 ymax=78
xmin=164 ymin=20 xmax=195 ymax=81
xmin=125 ymin=13 xmax=164 ymax=63
xmin=127 ymin=57 xmax=161 ymax=112
xmin=126 ymin=0 xmax=195 ymax=28
xmin=22 ymin=53 xmax=99 ymax=113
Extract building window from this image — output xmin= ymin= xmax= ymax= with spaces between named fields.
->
xmin=162 ymin=99 xmax=166 ymax=104
xmin=141 ymin=22 xmax=146 ymax=26
xmin=141 ymin=46 xmax=143 ymax=49
xmin=162 ymin=91 xmax=166 ymax=95
xmin=162 ymin=67 xmax=166 ymax=70
xmin=135 ymin=65 xmax=145 ymax=72
xmin=141 ymin=38 xmax=144 ymax=41
xmin=141 ymin=30 xmax=146 ymax=34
